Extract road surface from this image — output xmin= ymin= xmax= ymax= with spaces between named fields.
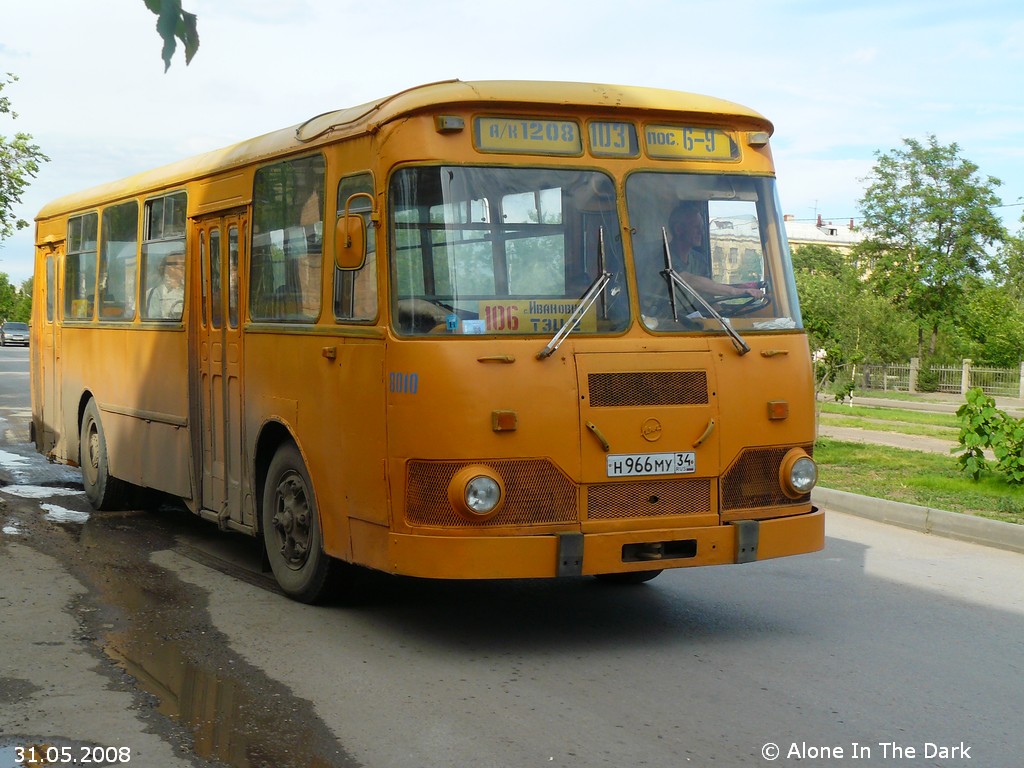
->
xmin=2 ymin=348 xmax=1022 ymax=767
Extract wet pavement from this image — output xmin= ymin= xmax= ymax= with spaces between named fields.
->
xmin=0 ymin=351 xmax=357 ymax=768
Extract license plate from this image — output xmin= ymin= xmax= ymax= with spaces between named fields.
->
xmin=606 ymin=451 xmax=696 ymax=477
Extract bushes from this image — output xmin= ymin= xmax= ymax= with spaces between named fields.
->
xmin=956 ymin=388 xmax=1024 ymax=484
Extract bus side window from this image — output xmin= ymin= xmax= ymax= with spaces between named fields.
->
xmin=98 ymin=200 xmax=139 ymax=320
xmin=46 ymin=253 xmax=56 ymax=323
xmin=251 ymin=154 xmax=326 ymax=322
xmin=65 ymin=212 xmax=98 ymax=321
xmin=334 ymin=172 xmax=377 ymax=322
xmin=140 ymin=192 xmax=188 ymax=321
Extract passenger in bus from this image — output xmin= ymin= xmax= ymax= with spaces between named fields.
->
xmin=146 ymin=251 xmax=186 ymax=319
xmin=638 ymin=201 xmax=763 ymax=323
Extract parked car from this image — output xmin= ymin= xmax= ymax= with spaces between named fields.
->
xmin=0 ymin=321 xmax=29 ymax=346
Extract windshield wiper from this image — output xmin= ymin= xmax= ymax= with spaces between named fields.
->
xmin=537 ymin=227 xmax=613 ymax=360
xmin=661 ymin=227 xmax=750 ymax=356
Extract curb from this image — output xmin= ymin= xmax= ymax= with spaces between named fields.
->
xmin=813 ymin=487 xmax=1024 ymax=555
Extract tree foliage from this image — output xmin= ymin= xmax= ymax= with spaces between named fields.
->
xmin=144 ymin=0 xmax=200 ymax=71
xmin=956 ymin=388 xmax=1024 ymax=484
xmin=856 ymin=135 xmax=1006 ymax=357
xmin=0 ymin=74 xmax=49 ymax=242
xmin=0 ymin=273 xmax=31 ymax=322
xmin=793 ymin=243 xmax=914 ymax=366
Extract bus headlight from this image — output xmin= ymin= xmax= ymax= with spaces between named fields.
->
xmin=448 ymin=466 xmax=505 ymax=520
xmin=779 ymin=449 xmax=817 ymax=498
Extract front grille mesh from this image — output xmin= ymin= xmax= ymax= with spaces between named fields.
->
xmin=406 ymin=459 xmax=577 ymax=527
xmin=588 ymin=371 xmax=708 ymax=407
xmin=721 ymin=445 xmax=813 ymax=510
xmin=586 ymin=478 xmax=711 ymax=519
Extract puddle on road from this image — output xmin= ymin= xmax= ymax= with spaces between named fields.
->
xmin=26 ymin=505 xmax=361 ymax=768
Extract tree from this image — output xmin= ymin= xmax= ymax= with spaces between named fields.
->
xmin=958 ymin=278 xmax=1024 ymax=367
xmin=0 ymin=74 xmax=48 ymax=242
xmin=998 ymin=210 xmax=1024 ymax=301
xmin=144 ymin=0 xmax=200 ymax=71
xmin=793 ymin=243 xmax=915 ymax=376
xmin=856 ymin=135 xmax=1006 ymax=358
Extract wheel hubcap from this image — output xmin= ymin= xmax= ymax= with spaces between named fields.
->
xmin=84 ymin=422 xmax=100 ymax=485
xmin=272 ymin=473 xmax=312 ymax=570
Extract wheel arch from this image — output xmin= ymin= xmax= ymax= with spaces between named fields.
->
xmin=75 ymin=389 xmax=96 ymax=464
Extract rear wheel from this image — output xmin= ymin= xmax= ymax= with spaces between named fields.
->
xmin=262 ymin=443 xmax=336 ymax=603
xmin=80 ymin=398 xmax=128 ymax=510
xmin=594 ymin=569 xmax=663 ymax=585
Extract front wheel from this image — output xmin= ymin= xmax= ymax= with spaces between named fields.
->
xmin=262 ymin=443 xmax=336 ymax=603
xmin=80 ymin=398 xmax=128 ymax=510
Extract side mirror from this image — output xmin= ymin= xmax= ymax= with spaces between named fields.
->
xmin=335 ymin=192 xmax=375 ymax=270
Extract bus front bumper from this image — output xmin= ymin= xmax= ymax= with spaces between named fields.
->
xmin=374 ymin=509 xmax=824 ymax=579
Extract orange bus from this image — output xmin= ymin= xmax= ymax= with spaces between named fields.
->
xmin=30 ymin=80 xmax=823 ymax=602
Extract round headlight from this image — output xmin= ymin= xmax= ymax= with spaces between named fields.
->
xmin=789 ymin=456 xmax=818 ymax=493
xmin=465 ymin=475 xmax=502 ymax=514
xmin=779 ymin=449 xmax=817 ymax=499
xmin=448 ymin=465 xmax=506 ymax=521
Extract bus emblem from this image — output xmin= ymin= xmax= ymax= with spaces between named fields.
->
xmin=641 ymin=418 xmax=663 ymax=442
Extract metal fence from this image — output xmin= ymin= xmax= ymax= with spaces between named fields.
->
xmin=930 ymin=364 xmax=964 ymax=394
xmin=858 ymin=363 xmax=911 ymax=392
xmin=855 ymin=359 xmax=1023 ymax=398
xmin=969 ymin=366 xmax=1021 ymax=398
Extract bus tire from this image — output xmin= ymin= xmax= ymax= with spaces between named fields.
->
xmin=262 ymin=443 xmax=334 ymax=603
xmin=593 ymin=569 xmax=663 ymax=585
xmin=80 ymin=398 xmax=128 ymax=510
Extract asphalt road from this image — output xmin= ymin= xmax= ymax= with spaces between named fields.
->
xmin=2 ymin=347 xmax=1023 ymax=768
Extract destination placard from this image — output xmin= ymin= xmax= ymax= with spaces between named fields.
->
xmin=476 ymin=299 xmax=596 ymax=334
xmin=475 ymin=117 xmax=582 ymax=156
xmin=588 ymin=121 xmax=639 ymax=157
xmin=644 ymin=125 xmax=738 ymax=161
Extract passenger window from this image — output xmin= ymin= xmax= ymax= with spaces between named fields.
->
xmin=141 ymin=192 xmax=188 ymax=321
xmin=228 ymin=226 xmax=240 ymax=328
xmin=250 ymin=155 xmax=325 ymax=322
xmin=65 ymin=212 xmax=98 ymax=321
xmin=98 ymin=201 xmax=139 ymax=320
xmin=210 ymin=228 xmax=222 ymax=329
xmin=334 ymin=173 xmax=377 ymax=322
xmin=46 ymin=254 xmax=56 ymax=323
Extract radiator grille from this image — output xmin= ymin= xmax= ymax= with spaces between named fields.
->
xmin=406 ymin=459 xmax=577 ymax=527
xmin=586 ymin=477 xmax=711 ymax=520
xmin=588 ymin=371 xmax=708 ymax=407
xmin=721 ymin=446 xmax=813 ymax=510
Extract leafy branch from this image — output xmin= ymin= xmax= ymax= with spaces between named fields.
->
xmin=955 ymin=388 xmax=1024 ymax=484
xmin=144 ymin=0 xmax=199 ymax=71
xmin=0 ymin=74 xmax=49 ymax=242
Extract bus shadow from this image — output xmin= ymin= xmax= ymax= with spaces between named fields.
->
xmin=319 ymin=535 xmax=867 ymax=651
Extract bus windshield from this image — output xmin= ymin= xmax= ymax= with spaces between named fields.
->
xmin=625 ymin=172 xmax=803 ymax=333
xmin=389 ymin=166 xmax=628 ymax=336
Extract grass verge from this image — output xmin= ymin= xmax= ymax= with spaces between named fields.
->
xmin=818 ymin=402 xmax=961 ymax=440
xmin=815 ymin=437 xmax=1024 ymax=525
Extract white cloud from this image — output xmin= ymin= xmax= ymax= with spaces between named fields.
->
xmin=2 ymin=0 xmax=1023 ymax=283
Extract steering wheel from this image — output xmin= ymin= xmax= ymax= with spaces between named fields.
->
xmin=710 ymin=285 xmax=772 ymax=317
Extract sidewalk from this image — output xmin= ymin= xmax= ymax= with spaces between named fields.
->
xmin=832 ymin=391 xmax=1024 ymax=417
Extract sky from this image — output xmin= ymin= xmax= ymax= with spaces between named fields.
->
xmin=1 ymin=0 xmax=1023 ymax=285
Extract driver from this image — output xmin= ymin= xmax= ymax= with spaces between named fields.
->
xmin=638 ymin=201 xmax=764 ymax=323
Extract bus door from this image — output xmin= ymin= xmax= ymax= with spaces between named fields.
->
xmin=194 ymin=214 xmax=248 ymax=528
xmin=39 ymin=245 xmax=63 ymax=455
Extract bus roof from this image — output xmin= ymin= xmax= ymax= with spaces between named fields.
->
xmin=36 ymin=79 xmax=773 ymax=221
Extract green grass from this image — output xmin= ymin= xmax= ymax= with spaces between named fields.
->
xmin=818 ymin=402 xmax=961 ymax=440
xmin=815 ymin=438 xmax=1024 ymax=525
xmin=819 ymin=401 xmax=959 ymax=427
xmin=851 ymin=389 xmax=957 ymax=404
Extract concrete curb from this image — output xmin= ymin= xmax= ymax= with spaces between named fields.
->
xmin=813 ymin=487 xmax=1024 ymax=555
